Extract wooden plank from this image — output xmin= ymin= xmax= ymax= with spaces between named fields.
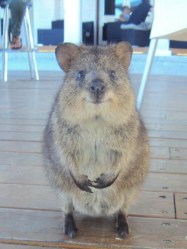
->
xmin=0 ymin=184 xmax=58 ymax=210
xmin=0 ymin=244 xmax=56 ymax=249
xmin=142 ymin=110 xmax=187 ymax=121
xmin=142 ymin=110 xmax=169 ymax=120
xmin=170 ymin=147 xmax=187 ymax=160
xmin=0 ymin=111 xmax=48 ymax=120
xmin=144 ymin=116 xmax=187 ymax=124
xmin=143 ymin=173 xmax=187 ymax=193
xmin=0 ymin=118 xmax=46 ymax=126
xmin=0 ymin=124 xmax=44 ymax=132
xmin=130 ymin=74 xmax=187 ymax=91
xmin=149 ymin=137 xmax=187 ymax=148
xmin=129 ymin=191 xmax=175 ymax=218
xmin=0 ymin=105 xmax=50 ymax=113
xmin=146 ymin=122 xmax=187 ymax=132
xmin=150 ymin=159 xmax=187 ymax=174
xmin=0 ymin=152 xmax=43 ymax=166
xmin=142 ymin=96 xmax=187 ymax=108
xmin=0 ymin=165 xmax=47 ymax=185
xmin=0 ymin=131 xmax=42 ymax=142
xmin=0 ymin=79 xmax=62 ymax=89
xmin=143 ymin=98 xmax=187 ymax=111
xmin=0 ymin=209 xmax=186 ymax=248
xmin=150 ymin=146 xmax=170 ymax=159
xmin=0 ymin=124 xmax=44 ymax=141
xmin=175 ymin=193 xmax=187 ymax=220
xmin=0 ymin=141 xmax=41 ymax=153
xmin=149 ymin=130 xmax=187 ymax=139
xmin=0 ymin=183 xmax=175 ymax=219
xmin=0 ymin=93 xmax=56 ymax=102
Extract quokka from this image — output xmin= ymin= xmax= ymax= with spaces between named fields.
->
xmin=43 ymin=42 xmax=150 ymax=239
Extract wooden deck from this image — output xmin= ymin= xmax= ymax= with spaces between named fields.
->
xmin=0 ymin=70 xmax=187 ymax=249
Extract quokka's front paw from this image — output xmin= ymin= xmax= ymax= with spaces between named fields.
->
xmin=70 ymin=171 xmax=93 ymax=193
xmin=92 ymin=172 xmax=119 ymax=189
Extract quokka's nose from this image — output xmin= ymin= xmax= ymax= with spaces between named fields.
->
xmin=89 ymin=79 xmax=106 ymax=95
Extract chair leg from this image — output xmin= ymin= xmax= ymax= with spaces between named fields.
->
xmin=24 ymin=6 xmax=39 ymax=80
xmin=137 ymin=38 xmax=158 ymax=110
xmin=2 ymin=5 xmax=9 ymax=82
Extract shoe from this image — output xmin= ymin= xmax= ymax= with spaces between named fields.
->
xmin=11 ymin=36 xmax=22 ymax=50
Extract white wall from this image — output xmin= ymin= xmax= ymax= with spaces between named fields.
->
xmin=64 ymin=0 xmax=81 ymax=43
xmin=31 ymin=0 xmax=64 ymax=44
xmin=31 ymin=0 xmax=96 ymax=45
xmin=81 ymin=0 xmax=96 ymax=22
xmin=81 ymin=0 xmax=97 ymax=44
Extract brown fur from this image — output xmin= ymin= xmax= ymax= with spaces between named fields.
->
xmin=43 ymin=42 xmax=150 ymax=238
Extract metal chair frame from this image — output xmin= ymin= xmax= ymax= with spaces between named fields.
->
xmin=1 ymin=4 xmax=39 ymax=82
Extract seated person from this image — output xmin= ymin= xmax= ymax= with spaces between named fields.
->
xmin=0 ymin=0 xmax=31 ymax=49
xmin=118 ymin=5 xmax=131 ymax=22
xmin=128 ymin=0 xmax=151 ymax=25
xmin=9 ymin=0 xmax=32 ymax=49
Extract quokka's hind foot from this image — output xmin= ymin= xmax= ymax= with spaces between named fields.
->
xmin=65 ymin=213 xmax=78 ymax=238
xmin=116 ymin=211 xmax=129 ymax=239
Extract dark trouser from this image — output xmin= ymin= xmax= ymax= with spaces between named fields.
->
xmin=9 ymin=0 xmax=30 ymax=38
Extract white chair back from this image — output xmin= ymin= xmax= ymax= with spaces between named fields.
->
xmin=150 ymin=0 xmax=187 ymax=41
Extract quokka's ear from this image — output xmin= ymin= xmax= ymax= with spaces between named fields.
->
xmin=55 ymin=43 xmax=81 ymax=72
xmin=115 ymin=42 xmax=132 ymax=69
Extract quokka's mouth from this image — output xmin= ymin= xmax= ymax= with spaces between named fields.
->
xmin=86 ymin=93 xmax=108 ymax=104
xmin=88 ymin=99 xmax=106 ymax=104
xmin=86 ymin=97 xmax=109 ymax=104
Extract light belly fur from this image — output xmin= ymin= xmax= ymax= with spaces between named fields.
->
xmin=71 ymin=186 xmax=125 ymax=216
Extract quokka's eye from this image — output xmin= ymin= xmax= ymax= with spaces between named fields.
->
xmin=109 ymin=70 xmax=116 ymax=80
xmin=76 ymin=70 xmax=85 ymax=81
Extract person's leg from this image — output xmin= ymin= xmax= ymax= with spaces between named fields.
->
xmin=9 ymin=0 xmax=27 ymax=48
